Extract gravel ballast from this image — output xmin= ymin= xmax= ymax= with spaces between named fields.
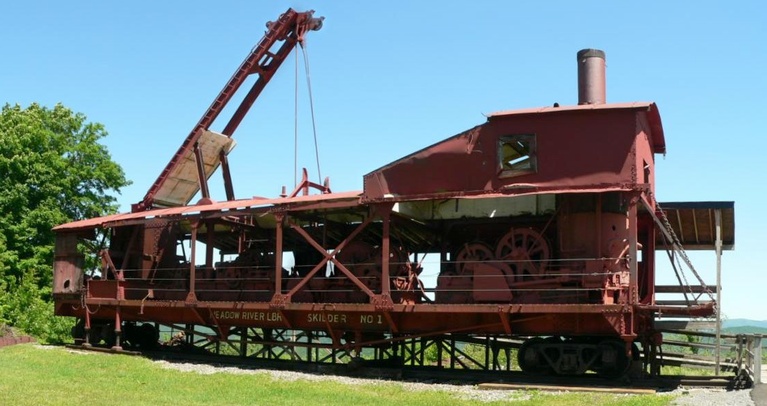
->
xmin=154 ymin=357 xmax=758 ymax=404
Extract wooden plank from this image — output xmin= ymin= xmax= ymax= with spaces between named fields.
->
xmin=663 ymin=339 xmax=736 ymax=351
xmin=677 ymin=378 xmax=731 ymax=388
xmin=477 ymin=383 xmax=656 ymax=395
xmin=654 ymin=320 xmax=717 ymax=330
xmin=655 ymin=300 xmax=714 ymax=306
xmin=661 ymin=351 xmax=739 ymax=365
xmin=659 ymin=329 xmax=739 ymax=340
xmin=655 ymin=285 xmax=717 ymax=294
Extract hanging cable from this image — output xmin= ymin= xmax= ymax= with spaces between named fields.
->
xmin=294 ymin=45 xmax=299 ymax=187
xmin=301 ymin=42 xmax=323 ymax=184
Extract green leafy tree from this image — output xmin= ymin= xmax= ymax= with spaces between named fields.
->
xmin=0 ymin=102 xmax=130 ymax=341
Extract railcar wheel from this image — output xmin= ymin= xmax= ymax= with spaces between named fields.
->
xmin=593 ymin=339 xmax=631 ymax=378
xmin=71 ymin=319 xmax=86 ymax=344
xmin=137 ymin=323 xmax=159 ymax=349
xmin=454 ymin=242 xmax=494 ymax=275
xmin=102 ymin=324 xmax=117 ymax=348
xmin=495 ymin=228 xmax=550 ymax=280
xmin=518 ymin=338 xmax=553 ymax=374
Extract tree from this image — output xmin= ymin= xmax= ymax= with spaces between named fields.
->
xmin=0 ymin=103 xmax=130 ymax=341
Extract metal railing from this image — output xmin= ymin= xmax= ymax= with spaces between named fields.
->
xmin=86 ymin=260 xmax=640 ymax=305
xmin=739 ymin=334 xmax=762 ymax=385
xmin=657 ymin=329 xmax=763 ymax=387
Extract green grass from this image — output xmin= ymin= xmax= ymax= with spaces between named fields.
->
xmin=0 ymin=344 xmax=675 ymax=406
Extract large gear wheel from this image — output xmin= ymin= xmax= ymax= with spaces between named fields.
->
xmin=454 ymin=242 xmax=495 ymax=275
xmin=495 ymin=228 xmax=550 ymax=280
xmin=335 ymin=240 xmax=380 ymax=288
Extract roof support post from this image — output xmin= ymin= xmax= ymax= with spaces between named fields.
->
xmin=274 ymin=213 xmax=285 ymax=298
xmin=379 ymin=204 xmax=393 ymax=298
xmin=205 ymin=222 xmax=214 ymax=269
xmin=714 ymin=208 xmax=723 ymax=375
xmin=186 ymin=222 xmax=198 ymax=304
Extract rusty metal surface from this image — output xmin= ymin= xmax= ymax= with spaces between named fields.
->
xmin=56 ymin=296 xmax=641 ymax=337
xmin=54 ymin=190 xmax=362 ymax=231
xmin=488 ymin=102 xmax=665 ymax=153
xmin=51 ymin=40 xmax=728 ymax=379
xmin=363 ymin=103 xmax=663 ymax=202
xmin=577 ymin=48 xmax=607 ymax=105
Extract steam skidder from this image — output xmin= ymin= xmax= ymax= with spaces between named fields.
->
xmin=54 ymin=11 xmax=731 ymax=378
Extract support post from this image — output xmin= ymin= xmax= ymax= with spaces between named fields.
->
xmin=754 ymin=335 xmax=763 ymax=384
xmin=113 ymin=305 xmax=122 ymax=351
xmin=206 ymin=222 xmax=214 ymax=269
xmin=193 ymin=143 xmax=210 ymax=201
xmin=380 ymin=205 xmax=392 ymax=298
xmin=628 ymin=199 xmax=638 ymax=304
xmin=220 ymin=149 xmax=235 ymax=201
xmin=186 ymin=223 xmax=198 ymax=303
xmin=239 ymin=328 xmax=247 ymax=357
xmin=714 ymin=209 xmax=723 ymax=375
xmin=83 ymin=308 xmax=92 ymax=348
xmin=275 ymin=213 xmax=285 ymax=296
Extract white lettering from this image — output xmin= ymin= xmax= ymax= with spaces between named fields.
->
xmin=214 ymin=311 xmax=240 ymax=320
xmin=307 ymin=313 xmax=347 ymax=324
xmin=215 ymin=311 xmax=281 ymax=322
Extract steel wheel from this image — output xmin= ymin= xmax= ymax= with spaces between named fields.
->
xmin=495 ymin=228 xmax=550 ymax=279
xmin=454 ymin=242 xmax=495 ymax=275
xmin=518 ymin=337 xmax=553 ymax=374
xmin=336 ymin=241 xmax=381 ymax=294
xmin=593 ymin=339 xmax=631 ymax=378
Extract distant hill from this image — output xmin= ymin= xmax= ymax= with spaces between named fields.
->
xmin=720 ymin=322 xmax=767 ymax=349
xmin=723 ymin=326 xmax=767 ymax=335
xmin=722 ymin=318 xmax=767 ymax=329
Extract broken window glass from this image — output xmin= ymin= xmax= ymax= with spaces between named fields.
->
xmin=498 ymin=134 xmax=536 ymax=177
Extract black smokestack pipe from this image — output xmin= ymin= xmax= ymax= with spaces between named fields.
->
xmin=577 ymin=49 xmax=606 ymax=105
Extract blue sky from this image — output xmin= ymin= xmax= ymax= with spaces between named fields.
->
xmin=2 ymin=1 xmax=765 ymax=320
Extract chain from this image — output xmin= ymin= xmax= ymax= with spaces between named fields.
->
xmin=650 ymin=193 xmax=716 ymax=305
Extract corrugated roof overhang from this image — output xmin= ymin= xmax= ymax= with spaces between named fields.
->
xmin=53 ymin=191 xmax=363 ymax=232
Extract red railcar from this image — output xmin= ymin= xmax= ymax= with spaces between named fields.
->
xmin=52 ymin=10 xmax=724 ymax=377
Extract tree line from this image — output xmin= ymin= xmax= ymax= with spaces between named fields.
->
xmin=0 ymin=103 xmax=130 ymax=342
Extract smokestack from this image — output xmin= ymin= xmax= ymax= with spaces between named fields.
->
xmin=577 ymin=49 xmax=606 ymax=105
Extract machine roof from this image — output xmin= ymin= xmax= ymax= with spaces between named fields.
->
xmin=53 ymin=190 xmax=363 ymax=232
xmin=487 ymin=102 xmax=666 ymax=154
xmin=656 ymin=201 xmax=735 ymax=251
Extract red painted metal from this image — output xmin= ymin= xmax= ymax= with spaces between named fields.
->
xmin=54 ymin=190 xmax=362 ymax=232
xmin=52 ymin=34 xmax=719 ymax=377
xmin=362 ymin=103 xmax=664 ymax=202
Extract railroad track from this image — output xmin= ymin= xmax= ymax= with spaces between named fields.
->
xmin=64 ymin=344 xmax=742 ymax=393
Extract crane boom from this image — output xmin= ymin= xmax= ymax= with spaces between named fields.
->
xmin=133 ymin=8 xmax=323 ymax=212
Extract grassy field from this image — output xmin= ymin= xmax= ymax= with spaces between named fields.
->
xmin=0 ymin=344 xmax=676 ymax=406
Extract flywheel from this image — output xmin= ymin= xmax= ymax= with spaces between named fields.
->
xmin=495 ymin=228 xmax=550 ymax=280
